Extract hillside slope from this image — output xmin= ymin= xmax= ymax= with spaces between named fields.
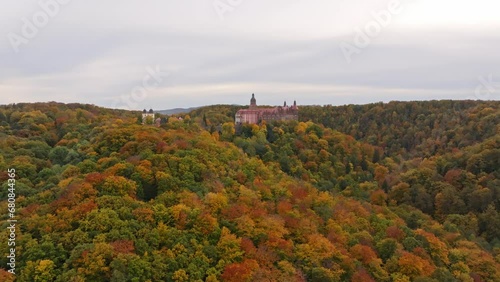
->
xmin=0 ymin=102 xmax=499 ymax=281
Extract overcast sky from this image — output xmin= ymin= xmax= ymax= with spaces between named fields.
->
xmin=1 ymin=0 xmax=500 ymax=110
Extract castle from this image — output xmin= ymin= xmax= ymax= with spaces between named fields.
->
xmin=142 ymin=109 xmax=161 ymax=126
xmin=235 ymin=94 xmax=298 ymax=124
xmin=142 ymin=109 xmax=155 ymax=124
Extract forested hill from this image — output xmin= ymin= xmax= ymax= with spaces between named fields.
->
xmin=299 ymin=100 xmax=500 ymax=158
xmin=0 ymin=101 xmax=499 ymax=281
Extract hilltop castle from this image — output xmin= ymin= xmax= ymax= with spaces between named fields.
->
xmin=235 ymin=94 xmax=298 ymax=124
xmin=142 ymin=109 xmax=155 ymax=124
xmin=142 ymin=109 xmax=161 ymax=126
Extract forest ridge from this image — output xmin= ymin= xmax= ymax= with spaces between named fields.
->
xmin=0 ymin=100 xmax=499 ymax=281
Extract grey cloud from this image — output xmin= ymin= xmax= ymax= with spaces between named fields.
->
xmin=1 ymin=1 xmax=499 ymax=108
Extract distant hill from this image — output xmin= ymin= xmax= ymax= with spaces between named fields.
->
xmin=157 ymin=107 xmax=201 ymax=115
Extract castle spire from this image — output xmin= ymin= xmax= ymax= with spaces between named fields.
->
xmin=250 ymin=93 xmax=257 ymax=109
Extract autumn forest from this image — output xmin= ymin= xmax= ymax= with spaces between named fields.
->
xmin=0 ymin=100 xmax=499 ymax=281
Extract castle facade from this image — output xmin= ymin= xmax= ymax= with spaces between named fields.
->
xmin=235 ymin=94 xmax=298 ymax=124
xmin=142 ymin=109 xmax=155 ymax=124
xmin=142 ymin=109 xmax=161 ymax=126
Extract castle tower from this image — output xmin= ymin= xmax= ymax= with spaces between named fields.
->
xmin=142 ymin=109 xmax=155 ymax=124
xmin=250 ymin=93 xmax=257 ymax=109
